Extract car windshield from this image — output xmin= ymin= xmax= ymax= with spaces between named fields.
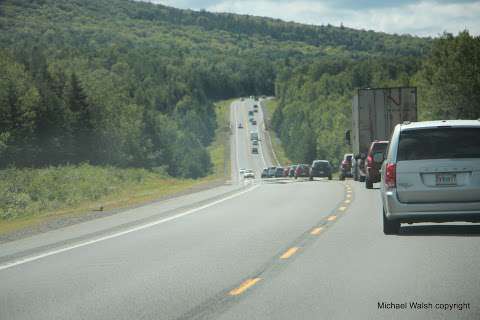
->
xmin=398 ymin=128 xmax=480 ymax=161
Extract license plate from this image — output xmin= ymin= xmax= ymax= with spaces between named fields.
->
xmin=436 ymin=173 xmax=457 ymax=186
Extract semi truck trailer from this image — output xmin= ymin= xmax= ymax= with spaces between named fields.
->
xmin=346 ymin=87 xmax=418 ymax=182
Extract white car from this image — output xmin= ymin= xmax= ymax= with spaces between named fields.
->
xmin=244 ymin=169 xmax=255 ymax=179
xmin=381 ymin=120 xmax=480 ymax=234
xmin=239 ymin=168 xmax=246 ymax=176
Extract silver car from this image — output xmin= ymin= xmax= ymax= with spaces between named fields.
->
xmin=381 ymin=120 xmax=480 ymax=234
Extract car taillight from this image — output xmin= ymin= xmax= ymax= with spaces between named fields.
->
xmin=341 ymin=160 xmax=347 ymax=167
xmin=385 ymin=163 xmax=396 ymax=188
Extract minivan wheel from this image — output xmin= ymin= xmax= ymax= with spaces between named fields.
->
xmin=383 ymin=207 xmax=400 ymax=235
xmin=365 ymin=177 xmax=373 ymax=189
xmin=309 ymin=176 xmax=313 ymax=181
xmin=328 ymin=175 xmax=332 ymax=180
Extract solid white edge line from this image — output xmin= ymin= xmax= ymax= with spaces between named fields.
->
xmin=0 ymin=184 xmax=260 ymax=272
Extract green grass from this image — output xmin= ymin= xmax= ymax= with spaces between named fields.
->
xmin=264 ymin=99 xmax=291 ymax=166
xmin=0 ymin=99 xmax=233 ymax=235
xmin=208 ymin=99 xmax=233 ymax=179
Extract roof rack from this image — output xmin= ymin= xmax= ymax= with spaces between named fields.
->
xmin=403 ymin=121 xmax=411 ymax=125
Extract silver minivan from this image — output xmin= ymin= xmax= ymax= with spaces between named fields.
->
xmin=381 ymin=120 xmax=480 ymax=234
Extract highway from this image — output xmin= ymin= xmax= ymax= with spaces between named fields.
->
xmin=1 ymin=99 xmax=479 ymax=320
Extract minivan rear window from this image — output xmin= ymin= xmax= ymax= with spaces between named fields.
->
xmin=397 ymin=128 xmax=480 ymax=161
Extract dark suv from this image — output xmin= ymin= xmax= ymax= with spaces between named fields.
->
xmin=365 ymin=141 xmax=389 ymax=189
xmin=310 ymin=160 xmax=332 ymax=180
xmin=339 ymin=154 xmax=353 ymax=180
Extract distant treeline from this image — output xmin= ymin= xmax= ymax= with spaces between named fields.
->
xmin=0 ymin=0 xmax=442 ymax=176
xmin=272 ymin=31 xmax=480 ymax=166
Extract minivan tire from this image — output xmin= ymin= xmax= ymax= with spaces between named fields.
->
xmin=328 ymin=175 xmax=332 ymax=180
xmin=383 ymin=207 xmax=400 ymax=235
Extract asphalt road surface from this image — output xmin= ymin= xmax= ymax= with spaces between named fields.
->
xmin=1 ymin=99 xmax=479 ymax=320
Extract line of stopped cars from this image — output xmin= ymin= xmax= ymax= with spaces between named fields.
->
xmin=261 ymin=160 xmax=333 ymax=180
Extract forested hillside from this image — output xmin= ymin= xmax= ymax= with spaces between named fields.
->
xmin=271 ymin=31 xmax=480 ymax=166
xmin=0 ymin=0 xmax=430 ymax=176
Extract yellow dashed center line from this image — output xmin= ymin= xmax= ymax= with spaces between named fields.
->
xmin=280 ymin=247 xmax=299 ymax=259
xmin=345 ymin=199 xmax=351 ymax=204
xmin=327 ymin=215 xmax=337 ymax=221
xmin=229 ymin=278 xmax=261 ymax=296
xmin=339 ymin=206 xmax=347 ymax=212
xmin=346 ymin=194 xmax=352 ymax=198
xmin=310 ymin=227 xmax=323 ymax=235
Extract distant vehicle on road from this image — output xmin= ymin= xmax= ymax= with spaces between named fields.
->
xmin=309 ymin=160 xmax=332 ymax=181
xmin=267 ymin=167 xmax=277 ymax=178
xmin=283 ymin=167 xmax=290 ymax=177
xmin=365 ymin=141 xmax=389 ymax=188
xmin=248 ymin=110 xmax=254 ymax=117
xmin=251 ymin=147 xmax=258 ymax=154
xmin=240 ymin=98 xmax=245 ymax=101
xmin=275 ymin=167 xmax=284 ymax=178
xmin=252 ymin=140 xmax=258 ymax=146
xmin=251 ymin=119 xmax=257 ymax=125
xmin=238 ymin=123 xmax=243 ymax=129
xmin=239 ymin=168 xmax=246 ymax=176
xmin=250 ymin=131 xmax=259 ymax=141
xmin=289 ymin=165 xmax=297 ymax=177
xmin=339 ymin=154 xmax=353 ymax=180
xmin=295 ymin=164 xmax=310 ymax=179
xmin=380 ymin=120 xmax=480 ymax=234
xmin=244 ymin=169 xmax=255 ymax=179
xmin=261 ymin=168 xmax=268 ymax=178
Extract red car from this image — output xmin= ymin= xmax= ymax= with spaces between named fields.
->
xmin=339 ymin=153 xmax=353 ymax=180
xmin=365 ymin=141 xmax=389 ymax=189
xmin=283 ymin=167 xmax=290 ymax=177
xmin=294 ymin=164 xmax=310 ymax=179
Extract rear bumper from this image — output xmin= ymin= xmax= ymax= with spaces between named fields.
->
xmin=340 ymin=168 xmax=352 ymax=176
xmin=310 ymin=170 xmax=331 ymax=177
xmin=383 ymin=189 xmax=480 ymax=222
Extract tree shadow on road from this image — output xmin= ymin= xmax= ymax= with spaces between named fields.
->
xmin=399 ymin=224 xmax=480 ymax=236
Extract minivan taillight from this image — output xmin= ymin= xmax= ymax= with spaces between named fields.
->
xmin=385 ymin=163 xmax=396 ymax=188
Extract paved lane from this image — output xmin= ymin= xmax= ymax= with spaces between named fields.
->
xmin=216 ymin=181 xmax=480 ymax=320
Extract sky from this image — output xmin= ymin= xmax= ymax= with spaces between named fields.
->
xmin=141 ymin=0 xmax=480 ymax=37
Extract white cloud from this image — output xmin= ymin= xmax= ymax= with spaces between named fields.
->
xmin=145 ymin=0 xmax=480 ymax=36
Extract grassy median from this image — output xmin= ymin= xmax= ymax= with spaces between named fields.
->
xmin=0 ymin=99 xmax=233 ymax=235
